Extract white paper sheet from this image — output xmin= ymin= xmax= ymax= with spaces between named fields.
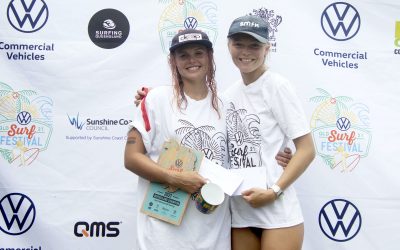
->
xmin=198 ymin=158 xmax=243 ymax=196
xmin=230 ymin=167 xmax=267 ymax=196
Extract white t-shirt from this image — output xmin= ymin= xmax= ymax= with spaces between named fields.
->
xmin=130 ymin=86 xmax=231 ymax=250
xmin=224 ymin=71 xmax=310 ymax=229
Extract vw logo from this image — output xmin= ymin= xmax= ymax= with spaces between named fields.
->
xmin=319 ymin=199 xmax=361 ymax=242
xmin=175 ymin=159 xmax=183 ymax=168
xmin=7 ymin=0 xmax=49 ymax=33
xmin=16 ymin=111 xmax=32 ymax=125
xmin=184 ymin=17 xmax=198 ymax=29
xmin=0 ymin=193 xmax=36 ymax=235
xmin=336 ymin=117 xmax=351 ymax=131
xmin=321 ymin=2 xmax=361 ymax=41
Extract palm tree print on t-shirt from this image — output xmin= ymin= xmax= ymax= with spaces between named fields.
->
xmin=226 ymin=102 xmax=262 ymax=169
xmin=175 ymin=119 xmax=227 ymax=166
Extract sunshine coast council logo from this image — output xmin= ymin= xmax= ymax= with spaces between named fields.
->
xmin=249 ymin=7 xmax=282 ymax=52
xmin=158 ymin=0 xmax=218 ymax=53
xmin=309 ymin=88 xmax=372 ymax=172
xmin=65 ymin=113 xmax=131 ymax=142
xmin=0 ymin=81 xmax=53 ymax=167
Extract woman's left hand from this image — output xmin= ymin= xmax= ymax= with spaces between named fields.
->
xmin=241 ymin=188 xmax=276 ymax=208
xmin=276 ymin=147 xmax=292 ymax=168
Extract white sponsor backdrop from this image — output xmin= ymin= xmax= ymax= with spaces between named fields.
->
xmin=0 ymin=0 xmax=399 ymax=249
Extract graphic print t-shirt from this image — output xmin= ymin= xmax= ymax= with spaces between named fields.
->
xmin=224 ymin=71 xmax=310 ymax=228
xmin=130 ymin=85 xmax=231 ymax=250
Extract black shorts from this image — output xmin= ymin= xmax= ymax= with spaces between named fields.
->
xmin=249 ymin=227 xmax=263 ymax=238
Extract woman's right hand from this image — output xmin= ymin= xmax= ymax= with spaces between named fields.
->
xmin=167 ymin=171 xmax=207 ymax=194
xmin=134 ymin=87 xmax=150 ymax=106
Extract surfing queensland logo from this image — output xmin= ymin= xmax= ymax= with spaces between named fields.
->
xmin=321 ymin=2 xmax=361 ymax=41
xmin=0 ymin=193 xmax=36 ymax=235
xmin=319 ymin=199 xmax=362 ymax=242
xmin=7 ymin=0 xmax=49 ymax=33
xmin=0 ymin=81 xmax=53 ymax=167
xmin=88 ymin=9 xmax=130 ymax=49
xmin=158 ymin=0 xmax=218 ymax=53
xmin=309 ymin=88 xmax=371 ymax=172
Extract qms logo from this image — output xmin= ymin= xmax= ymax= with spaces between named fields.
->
xmin=74 ymin=221 xmax=120 ymax=237
xmin=0 ymin=193 xmax=36 ymax=235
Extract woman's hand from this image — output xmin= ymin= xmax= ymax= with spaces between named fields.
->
xmin=275 ymin=147 xmax=292 ymax=168
xmin=241 ymin=188 xmax=276 ymax=208
xmin=134 ymin=87 xmax=150 ymax=106
xmin=168 ymin=171 xmax=207 ymax=194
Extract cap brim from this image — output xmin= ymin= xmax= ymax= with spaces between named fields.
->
xmin=169 ymin=40 xmax=213 ymax=52
xmin=228 ymin=31 xmax=268 ymax=43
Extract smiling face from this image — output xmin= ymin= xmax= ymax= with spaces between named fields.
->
xmin=173 ymin=44 xmax=210 ymax=84
xmin=228 ymin=34 xmax=270 ymax=83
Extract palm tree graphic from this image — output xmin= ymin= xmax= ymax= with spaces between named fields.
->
xmin=0 ymin=81 xmax=37 ymax=119
xmin=310 ymin=88 xmax=353 ymax=128
xmin=226 ymin=102 xmax=261 ymax=147
xmin=175 ymin=119 xmax=219 ymax=160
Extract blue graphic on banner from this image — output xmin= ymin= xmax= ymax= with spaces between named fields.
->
xmin=319 ymin=199 xmax=362 ymax=242
xmin=7 ymin=0 xmax=49 ymax=33
xmin=184 ymin=17 xmax=198 ymax=29
xmin=0 ymin=193 xmax=36 ymax=235
xmin=321 ymin=2 xmax=361 ymax=41
xmin=336 ymin=117 xmax=351 ymax=131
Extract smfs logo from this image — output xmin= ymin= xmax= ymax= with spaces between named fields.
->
xmin=310 ymin=88 xmax=372 ymax=172
xmin=7 ymin=0 xmax=49 ymax=33
xmin=321 ymin=2 xmax=361 ymax=41
xmin=250 ymin=7 xmax=282 ymax=42
xmin=319 ymin=199 xmax=361 ymax=242
xmin=0 ymin=193 xmax=36 ymax=235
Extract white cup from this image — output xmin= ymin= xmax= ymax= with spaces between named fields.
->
xmin=195 ymin=182 xmax=225 ymax=214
